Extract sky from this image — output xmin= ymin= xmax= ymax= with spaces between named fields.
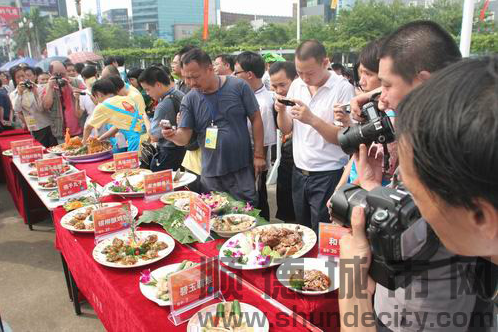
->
xmin=65 ymin=0 xmax=295 ymax=18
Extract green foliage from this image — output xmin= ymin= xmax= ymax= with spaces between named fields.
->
xmin=471 ymin=32 xmax=498 ymax=54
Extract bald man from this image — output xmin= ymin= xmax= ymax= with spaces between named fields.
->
xmin=41 ymin=61 xmax=86 ymax=139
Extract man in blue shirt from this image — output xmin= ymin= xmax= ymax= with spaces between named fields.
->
xmin=162 ymin=48 xmax=266 ymax=205
xmin=139 ymin=66 xmax=186 ymax=172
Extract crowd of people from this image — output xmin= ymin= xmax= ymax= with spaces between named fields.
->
xmin=0 ymin=19 xmax=496 ymax=332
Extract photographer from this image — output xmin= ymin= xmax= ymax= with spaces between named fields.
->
xmin=336 ymin=21 xmax=483 ymax=332
xmin=339 ymin=56 xmax=497 ymax=332
xmin=9 ymin=66 xmax=57 ymax=147
xmin=41 ymin=61 xmax=86 ymax=140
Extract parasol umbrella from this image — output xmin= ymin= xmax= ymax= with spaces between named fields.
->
xmin=35 ymin=56 xmax=68 ymax=72
xmin=68 ymin=51 xmax=103 ymax=64
xmin=0 ymin=57 xmax=38 ymax=71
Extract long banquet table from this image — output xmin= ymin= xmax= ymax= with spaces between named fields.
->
xmin=2 ymin=144 xmax=341 ymax=332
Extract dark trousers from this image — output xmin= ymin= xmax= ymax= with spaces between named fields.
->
xmin=32 ymin=126 xmax=58 ymax=148
xmin=256 ymin=170 xmax=270 ymax=221
xmin=201 ymin=166 xmax=257 ymax=207
xmin=276 ymin=160 xmax=295 ymax=222
xmin=150 ymin=147 xmax=186 ymax=172
xmin=291 ymin=166 xmax=343 ymax=234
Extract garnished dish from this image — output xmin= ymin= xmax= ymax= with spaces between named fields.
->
xmin=62 ymin=197 xmax=99 ymax=211
xmin=106 ymin=175 xmax=144 ymax=196
xmin=28 ymin=164 xmax=71 ymax=178
xmin=47 ymin=190 xmax=60 ymax=200
xmin=92 ymin=231 xmax=175 ymax=268
xmin=139 ymin=260 xmax=198 ymax=306
xmin=47 ymin=129 xmax=83 ymax=154
xmin=200 ymin=192 xmax=229 ymax=213
xmin=111 ymin=168 xmax=152 ymax=180
xmin=276 ymin=258 xmax=339 ymax=295
xmin=219 ymin=224 xmax=317 ymax=270
xmin=211 ymin=214 xmax=257 ymax=238
xmin=160 ymin=191 xmax=200 ymax=206
xmin=97 ymin=161 xmax=115 ymax=173
xmin=38 ymin=177 xmax=58 ymax=190
xmin=60 ymin=203 xmax=139 ymax=233
xmin=187 ymin=301 xmax=269 ymax=332
xmin=64 ymin=137 xmax=111 ymax=156
xmin=2 ymin=149 xmax=13 ymax=157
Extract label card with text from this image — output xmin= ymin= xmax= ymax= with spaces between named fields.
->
xmin=10 ymin=138 xmax=34 ymax=156
xmin=144 ymin=170 xmax=173 ymax=201
xmin=36 ymin=157 xmax=63 ymax=180
xmin=168 ymin=257 xmax=222 ymax=326
xmin=57 ymin=170 xmax=88 ymax=200
xmin=318 ymin=223 xmax=351 ymax=257
xmin=20 ymin=146 xmax=43 ymax=164
xmin=93 ymin=203 xmax=132 ymax=243
xmin=113 ymin=151 xmax=139 ymax=171
xmin=183 ymin=196 xmax=212 ymax=243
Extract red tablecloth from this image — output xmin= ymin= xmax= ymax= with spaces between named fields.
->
xmin=72 ymin=159 xmax=113 ymax=187
xmin=0 ymin=128 xmax=30 ymax=138
xmin=0 ymin=135 xmax=48 ymax=224
xmin=53 ymin=205 xmax=315 ymax=332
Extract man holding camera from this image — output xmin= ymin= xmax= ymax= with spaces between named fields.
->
xmin=41 ymin=61 xmax=85 ymax=140
xmin=335 ymin=21 xmax=480 ymax=331
xmin=275 ymin=40 xmax=354 ymax=234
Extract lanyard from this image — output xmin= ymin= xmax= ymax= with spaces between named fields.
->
xmin=198 ymin=76 xmax=221 ymax=126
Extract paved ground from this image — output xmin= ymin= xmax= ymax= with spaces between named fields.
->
xmin=0 ymin=183 xmax=279 ymax=331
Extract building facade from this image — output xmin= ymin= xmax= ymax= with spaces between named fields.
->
xmin=19 ymin=0 xmax=67 ymax=17
xmin=220 ymin=11 xmax=293 ymax=26
xmin=132 ymin=0 xmax=220 ymax=42
xmin=103 ymin=8 xmax=130 ymax=32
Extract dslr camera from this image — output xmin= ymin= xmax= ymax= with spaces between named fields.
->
xmin=53 ymin=74 xmax=67 ymax=87
xmin=337 ymin=93 xmax=395 ymax=155
xmin=329 ymin=184 xmax=441 ymax=290
xmin=21 ymin=80 xmax=33 ymax=89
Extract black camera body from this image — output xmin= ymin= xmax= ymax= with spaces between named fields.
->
xmin=53 ymin=74 xmax=67 ymax=87
xmin=330 ymin=184 xmax=440 ymax=290
xmin=337 ymin=98 xmax=395 ymax=155
xmin=22 ymin=80 xmax=33 ymax=89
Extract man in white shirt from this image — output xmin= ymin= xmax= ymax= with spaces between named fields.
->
xmin=235 ymin=51 xmax=277 ymax=220
xmin=275 ymin=40 xmax=354 ymax=233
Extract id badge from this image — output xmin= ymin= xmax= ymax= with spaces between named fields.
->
xmin=205 ymin=126 xmax=218 ymax=149
xmin=25 ymin=115 xmax=37 ymax=131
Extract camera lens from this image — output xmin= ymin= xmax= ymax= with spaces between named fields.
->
xmin=329 ymin=184 xmax=368 ymax=227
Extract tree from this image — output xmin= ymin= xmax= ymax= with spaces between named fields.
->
xmin=13 ymin=7 xmax=51 ymax=57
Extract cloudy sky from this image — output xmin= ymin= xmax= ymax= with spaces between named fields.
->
xmin=65 ymin=0 xmax=295 ymax=18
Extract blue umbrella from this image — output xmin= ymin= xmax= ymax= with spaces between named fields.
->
xmin=35 ymin=56 xmax=68 ymax=72
xmin=0 ymin=57 xmax=38 ymax=71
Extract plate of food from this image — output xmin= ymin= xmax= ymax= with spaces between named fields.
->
xmin=219 ymin=224 xmax=317 ymax=270
xmin=200 ymin=192 xmax=230 ymax=213
xmin=211 ymin=214 xmax=257 ymax=238
xmin=47 ymin=190 xmax=59 ymax=200
xmin=276 ymin=258 xmax=339 ymax=295
xmin=139 ymin=260 xmax=198 ymax=306
xmin=47 ymin=129 xmax=83 ymax=155
xmin=63 ymin=137 xmax=112 ymax=162
xmin=187 ymin=301 xmax=269 ymax=331
xmin=28 ymin=164 xmax=72 ymax=178
xmin=38 ymin=177 xmax=58 ymax=190
xmin=93 ymin=230 xmax=175 ymax=268
xmin=160 ymin=191 xmax=200 ymax=206
xmin=60 ymin=203 xmax=139 ymax=233
xmin=98 ymin=161 xmax=115 ymax=173
xmin=2 ymin=149 xmax=12 ymax=157
xmin=111 ymin=168 xmax=152 ymax=180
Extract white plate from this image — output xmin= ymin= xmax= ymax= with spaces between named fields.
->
xmin=219 ymin=224 xmax=317 ymax=270
xmin=276 ymin=257 xmax=339 ymax=295
xmin=105 ymin=172 xmax=198 ymax=197
xmin=92 ymin=230 xmax=175 ymax=268
xmin=98 ymin=161 xmax=115 ymax=173
xmin=139 ymin=262 xmax=183 ymax=306
xmin=28 ymin=166 xmax=73 ymax=179
xmin=46 ymin=145 xmax=66 ymax=155
xmin=37 ymin=183 xmax=58 ymax=190
xmin=187 ymin=301 xmax=270 ymax=331
xmin=111 ymin=168 xmax=152 ymax=180
xmin=212 ymin=214 xmax=257 ymax=238
xmin=2 ymin=149 xmax=12 ymax=156
xmin=160 ymin=190 xmax=200 ymax=205
xmin=60 ymin=203 xmax=139 ymax=233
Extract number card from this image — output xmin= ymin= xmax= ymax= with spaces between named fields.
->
xmin=144 ymin=170 xmax=173 ymax=201
xmin=57 ymin=170 xmax=88 ymax=199
xmin=93 ymin=203 xmax=132 ymax=243
xmin=183 ymin=196 xmax=212 ymax=243
xmin=318 ymin=223 xmax=351 ymax=257
xmin=19 ymin=146 xmax=43 ymax=164
xmin=113 ymin=151 xmax=139 ymax=171
xmin=11 ymin=138 xmax=34 ymax=157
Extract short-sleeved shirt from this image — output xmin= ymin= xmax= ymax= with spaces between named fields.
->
xmin=126 ymin=84 xmax=147 ymax=118
xmin=179 ymin=76 xmax=259 ymax=177
xmin=151 ymin=88 xmax=185 ymax=149
xmin=88 ymin=95 xmax=144 ymax=132
xmin=286 ymin=72 xmax=354 ymax=171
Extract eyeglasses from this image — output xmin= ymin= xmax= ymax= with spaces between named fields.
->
xmin=233 ymin=70 xmax=246 ymax=76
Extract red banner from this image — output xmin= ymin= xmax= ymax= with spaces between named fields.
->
xmin=318 ymin=223 xmax=350 ymax=257
xmin=189 ymin=196 xmax=211 ymax=234
xmin=144 ymin=170 xmax=173 ymax=197
xmin=36 ymin=157 xmax=63 ymax=178
xmin=0 ymin=6 xmax=20 ymax=36
xmin=93 ymin=203 xmax=132 ymax=238
xmin=20 ymin=146 xmax=43 ymax=164
xmin=10 ymin=138 xmax=34 ymax=156
xmin=57 ymin=170 xmax=87 ymax=198
xmin=202 ymin=0 xmax=209 ymax=40
xmin=113 ymin=151 xmax=139 ymax=171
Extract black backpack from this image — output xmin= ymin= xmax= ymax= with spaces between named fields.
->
xmin=166 ymin=93 xmax=199 ymax=151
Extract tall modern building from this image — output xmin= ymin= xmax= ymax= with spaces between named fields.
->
xmin=19 ymin=0 xmax=67 ymax=17
xmin=103 ymin=8 xmax=130 ymax=32
xmin=300 ymin=0 xmax=335 ymax=22
xmin=132 ymin=0 xmax=220 ymax=42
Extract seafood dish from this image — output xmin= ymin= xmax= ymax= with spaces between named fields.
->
xmin=289 ymin=269 xmax=331 ymax=292
xmin=101 ymin=233 xmax=168 ymax=266
xmin=212 ymin=215 xmax=256 ymax=232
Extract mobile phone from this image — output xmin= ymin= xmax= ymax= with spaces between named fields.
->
xmin=160 ymin=119 xmax=172 ymax=129
xmin=339 ymin=102 xmax=351 ymax=114
xmin=79 ymin=92 xmax=87 ymax=95
xmin=278 ymin=99 xmax=296 ymax=107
